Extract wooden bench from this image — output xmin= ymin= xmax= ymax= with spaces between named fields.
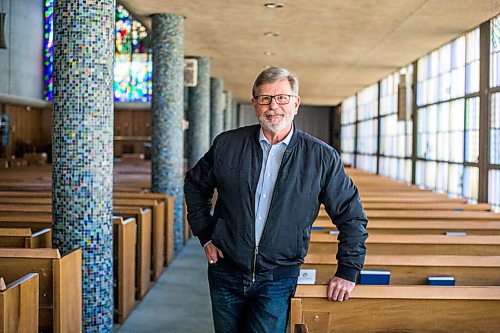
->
xmin=361 ymin=202 xmax=491 ymax=211
xmin=0 ymin=203 xmax=153 ymax=300
xmin=0 ymin=227 xmax=52 ymax=248
xmin=309 ymin=233 xmax=500 ymax=256
xmin=302 ymin=253 xmax=500 ymax=285
xmin=0 ymin=273 xmax=39 ymax=333
xmin=313 ymin=219 xmax=500 ymax=235
xmin=0 ymin=248 xmax=82 ymax=333
xmin=291 ymin=285 xmax=500 ymax=332
xmin=317 ymin=209 xmax=500 ymax=221
xmin=113 ymin=216 xmax=136 ymax=324
xmin=0 ymin=191 xmax=176 ymax=266
xmin=114 ymin=207 xmax=152 ymax=300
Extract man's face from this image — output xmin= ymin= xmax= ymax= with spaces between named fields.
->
xmin=251 ymin=79 xmax=301 ymax=134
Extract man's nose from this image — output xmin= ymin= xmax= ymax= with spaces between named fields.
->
xmin=269 ymin=96 xmax=279 ymax=108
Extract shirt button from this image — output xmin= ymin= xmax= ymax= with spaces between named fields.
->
xmin=263 ymin=194 xmax=267 ymax=198
xmin=267 ymin=173 xmax=271 ymax=177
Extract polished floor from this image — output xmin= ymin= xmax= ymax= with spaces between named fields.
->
xmin=116 ymin=238 xmax=214 ymax=333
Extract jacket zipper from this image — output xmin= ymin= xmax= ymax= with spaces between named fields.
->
xmin=252 ymin=246 xmax=259 ymax=282
xmin=251 ymin=150 xmax=290 ymax=282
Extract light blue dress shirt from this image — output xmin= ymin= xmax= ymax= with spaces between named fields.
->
xmin=255 ymin=126 xmax=293 ymax=246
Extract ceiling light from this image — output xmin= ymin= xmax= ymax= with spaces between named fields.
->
xmin=264 ymin=51 xmax=274 ymax=56
xmin=264 ymin=32 xmax=280 ymax=37
xmin=264 ymin=3 xmax=284 ymax=9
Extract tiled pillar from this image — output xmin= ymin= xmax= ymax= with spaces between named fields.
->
xmin=52 ymin=1 xmax=115 ymax=331
xmin=151 ymin=14 xmax=185 ymax=253
xmin=188 ymin=56 xmax=210 ymax=168
xmin=210 ymin=77 xmax=224 ymax=143
xmin=224 ymin=91 xmax=233 ymax=130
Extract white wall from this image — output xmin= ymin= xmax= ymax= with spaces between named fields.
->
xmin=0 ymin=0 xmax=44 ymax=99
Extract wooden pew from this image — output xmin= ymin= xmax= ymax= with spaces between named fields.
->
xmin=0 ymin=191 xmax=176 ymax=266
xmin=302 ymin=253 xmax=500 ymax=285
xmin=309 ymin=233 xmax=500 ymax=256
xmin=361 ymin=202 xmax=491 ymax=211
xmin=0 ymin=248 xmax=82 ymax=333
xmin=0 ymin=228 xmax=51 ymax=248
xmin=0 ymin=214 xmax=52 ymax=230
xmin=0 ymin=273 xmax=39 ymax=333
xmin=114 ymin=192 xmax=175 ymax=266
xmin=313 ymin=219 xmax=500 ymax=235
xmin=113 ymin=216 xmax=136 ymax=324
xmin=291 ymin=285 xmax=500 ymax=332
xmin=0 ymin=204 xmax=153 ymax=300
xmin=114 ymin=207 xmax=152 ymax=300
xmin=318 ymin=208 xmax=500 ymax=221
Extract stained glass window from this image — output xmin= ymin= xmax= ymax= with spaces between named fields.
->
xmin=114 ymin=5 xmax=152 ymax=102
xmin=43 ymin=3 xmax=152 ymax=102
xmin=43 ymin=0 xmax=54 ymax=101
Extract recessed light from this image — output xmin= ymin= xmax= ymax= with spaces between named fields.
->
xmin=264 ymin=51 xmax=275 ymax=56
xmin=264 ymin=3 xmax=284 ymax=9
xmin=264 ymin=31 xmax=280 ymax=37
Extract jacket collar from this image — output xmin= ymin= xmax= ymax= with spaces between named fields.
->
xmin=253 ymin=122 xmax=299 ymax=150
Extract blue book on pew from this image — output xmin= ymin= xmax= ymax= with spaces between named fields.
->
xmin=311 ymin=227 xmax=325 ymax=231
xmin=359 ymin=270 xmax=390 ymax=285
xmin=428 ymin=276 xmax=455 ymax=286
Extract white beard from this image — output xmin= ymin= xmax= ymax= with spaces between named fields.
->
xmin=258 ymin=111 xmax=293 ymax=134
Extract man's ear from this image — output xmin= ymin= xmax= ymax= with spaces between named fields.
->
xmin=294 ymin=95 xmax=301 ymax=111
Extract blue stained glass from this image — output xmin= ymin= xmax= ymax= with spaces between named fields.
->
xmin=43 ymin=3 xmax=152 ymax=102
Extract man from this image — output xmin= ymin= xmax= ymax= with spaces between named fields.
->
xmin=184 ymin=67 xmax=368 ymax=333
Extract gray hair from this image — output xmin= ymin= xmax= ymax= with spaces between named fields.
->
xmin=252 ymin=67 xmax=299 ymax=97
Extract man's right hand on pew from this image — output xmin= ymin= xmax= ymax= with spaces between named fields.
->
xmin=204 ymin=241 xmax=224 ymax=264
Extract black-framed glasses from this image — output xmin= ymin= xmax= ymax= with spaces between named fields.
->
xmin=254 ymin=94 xmax=296 ymax=105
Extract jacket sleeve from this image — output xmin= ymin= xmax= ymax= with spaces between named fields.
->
xmin=319 ymin=149 xmax=368 ymax=282
xmin=184 ymin=138 xmax=218 ymax=247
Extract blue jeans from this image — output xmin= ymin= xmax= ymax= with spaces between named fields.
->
xmin=208 ymin=264 xmax=298 ymax=333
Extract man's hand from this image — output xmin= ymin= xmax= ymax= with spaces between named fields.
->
xmin=326 ymin=276 xmax=355 ymax=302
xmin=204 ymin=242 xmax=224 ymax=264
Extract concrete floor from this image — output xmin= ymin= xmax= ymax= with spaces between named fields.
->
xmin=116 ymin=238 xmax=214 ymax=333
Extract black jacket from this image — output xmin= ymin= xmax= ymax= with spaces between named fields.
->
xmin=184 ymin=124 xmax=368 ymax=282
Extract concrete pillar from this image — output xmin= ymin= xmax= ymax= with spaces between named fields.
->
xmin=52 ymin=0 xmax=115 ymax=331
xmin=210 ymin=77 xmax=224 ymax=143
xmin=224 ymin=91 xmax=233 ymax=130
xmin=187 ymin=56 xmax=210 ymax=168
xmin=151 ymin=14 xmax=185 ymax=253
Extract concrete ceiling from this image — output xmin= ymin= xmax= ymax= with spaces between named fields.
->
xmin=119 ymin=0 xmax=500 ymax=106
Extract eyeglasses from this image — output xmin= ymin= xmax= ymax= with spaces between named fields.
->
xmin=254 ymin=94 xmax=296 ymax=105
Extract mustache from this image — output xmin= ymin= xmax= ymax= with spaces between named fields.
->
xmin=263 ymin=111 xmax=285 ymax=116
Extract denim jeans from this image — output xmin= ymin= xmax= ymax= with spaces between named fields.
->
xmin=208 ymin=264 xmax=298 ymax=333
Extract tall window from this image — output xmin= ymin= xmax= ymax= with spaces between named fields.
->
xmin=43 ymin=3 xmax=152 ymax=102
xmin=490 ymin=15 xmax=500 ymax=211
xmin=416 ymin=29 xmax=480 ymax=201
xmin=379 ymin=67 xmax=413 ymax=182
xmin=356 ymin=84 xmax=378 ymax=173
xmin=340 ymin=95 xmax=356 ymax=166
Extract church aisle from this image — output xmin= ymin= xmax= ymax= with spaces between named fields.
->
xmin=116 ymin=238 xmax=214 ymax=333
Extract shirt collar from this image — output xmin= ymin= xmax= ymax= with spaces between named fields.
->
xmin=259 ymin=124 xmax=294 ymax=146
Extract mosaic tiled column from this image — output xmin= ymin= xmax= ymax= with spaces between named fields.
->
xmin=188 ymin=56 xmax=211 ymax=168
xmin=52 ymin=1 xmax=115 ymax=332
xmin=224 ymin=91 xmax=233 ymax=130
xmin=210 ymin=77 xmax=224 ymax=143
xmin=151 ymin=14 xmax=185 ymax=253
